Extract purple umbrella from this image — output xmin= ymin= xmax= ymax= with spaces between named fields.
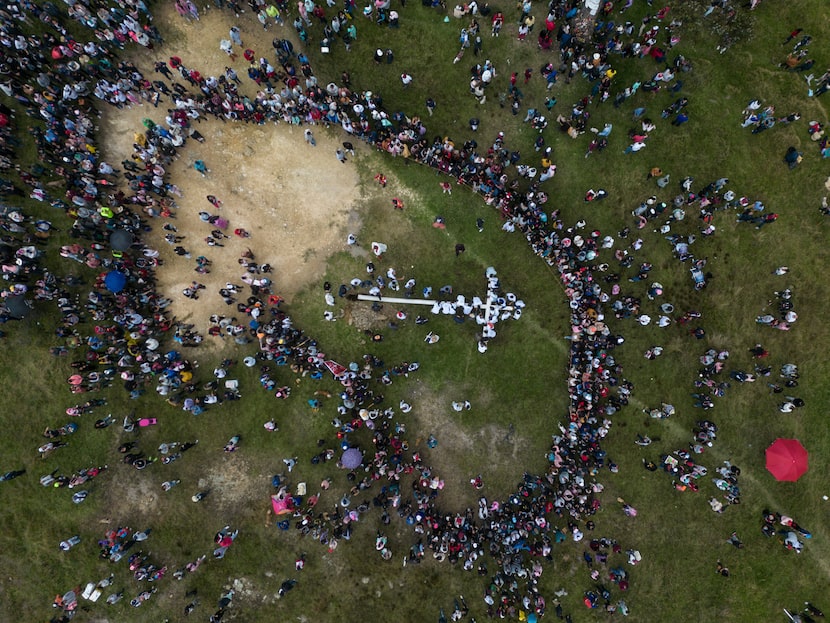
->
xmin=341 ymin=447 xmax=363 ymax=469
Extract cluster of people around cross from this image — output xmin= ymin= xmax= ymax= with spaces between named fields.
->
xmin=1 ymin=0 xmax=827 ymax=618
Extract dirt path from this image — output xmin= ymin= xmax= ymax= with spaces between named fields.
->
xmin=99 ymin=4 xmax=363 ymax=331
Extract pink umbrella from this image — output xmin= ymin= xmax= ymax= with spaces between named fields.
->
xmin=765 ymin=438 xmax=808 ymax=482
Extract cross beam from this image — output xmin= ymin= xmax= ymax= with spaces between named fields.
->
xmin=354 ymin=267 xmax=523 ymax=351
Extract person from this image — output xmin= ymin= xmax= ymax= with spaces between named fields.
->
xmin=335 ymin=149 xmax=347 ymax=163
xmin=133 ymin=529 xmax=151 ymax=542
xmin=672 ymin=112 xmax=689 ymax=126
xmin=622 ymin=503 xmax=637 ymax=517
xmin=304 ymin=129 xmax=316 ymax=146
xmin=60 ymin=535 xmax=81 ymax=550
xmin=0 ymin=469 xmax=25 ymax=482
xmin=220 ymin=39 xmax=237 ymax=60
xmin=193 ymin=160 xmax=209 ymax=176
xmin=229 ymin=26 xmax=242 ymax=46
xmin=784 ymin=146 xmax=802 ymax=168
xmin=625 ymin=141 xmax=647 ymax=154
xmin=727 ymin=532 xmax=744 ymax=548
xmin=278 ymin=579 xmax=297 ymax=598
xmin=371 ymin=242 xmax=387 ymax=257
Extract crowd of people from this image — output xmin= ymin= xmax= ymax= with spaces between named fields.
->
xmin=0 ymin=0 xmax=825 ymax=618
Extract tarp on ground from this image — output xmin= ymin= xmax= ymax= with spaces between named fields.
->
xmin=324 ymin=360 xmax=347 ymax=377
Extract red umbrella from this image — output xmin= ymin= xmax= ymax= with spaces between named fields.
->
xmin=765 ymin=438 xmax=808 ymax=482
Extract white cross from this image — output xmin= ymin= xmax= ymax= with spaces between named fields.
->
xmin=355 ymin=267 xmax=523 ymax=351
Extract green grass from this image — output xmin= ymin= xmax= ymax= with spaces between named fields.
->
xmin=1 ymin=0 xmax=830 ymax=621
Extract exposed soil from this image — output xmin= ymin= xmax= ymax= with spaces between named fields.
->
xmin=99 ymin=4 xmax=363 ymax=337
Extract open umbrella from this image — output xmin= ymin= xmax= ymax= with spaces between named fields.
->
xmin=765 ymin=438 xmax=808 ymax=482
xmin=104 ymin=270 xmax=127 ymax=293
xmin=109 ymin=229 xmax=133 ymax=252
xmin=340 ymin=447 xmax=363 ymax=469
xmin=5 ymin=295 xmax=30 ymax=319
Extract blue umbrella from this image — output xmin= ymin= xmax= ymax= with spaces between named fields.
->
xmin=104 ymin=270 xmax=127 ymax=293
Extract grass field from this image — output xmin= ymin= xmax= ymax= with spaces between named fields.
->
xmin=0 ymin=0 xmax=829 ymax=621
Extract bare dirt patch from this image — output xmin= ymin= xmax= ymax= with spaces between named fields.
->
xmin=100 ymin=113 xmax=362 ymax=326
xmin=104 ymin=464 xmax=161 ymax=521
xmin=198 ymin=453 xmax=262 ymax=511
xmin=407 ymin=381 xmax=528 ymax=510
xmin=99 ymin=3 xmax=364 ymax=338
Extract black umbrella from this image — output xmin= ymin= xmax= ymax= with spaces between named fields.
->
xmin=5 ymin=295 xmax=30 ymax=319
xmin=109 ymin=229 xmax=133 ymax=252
